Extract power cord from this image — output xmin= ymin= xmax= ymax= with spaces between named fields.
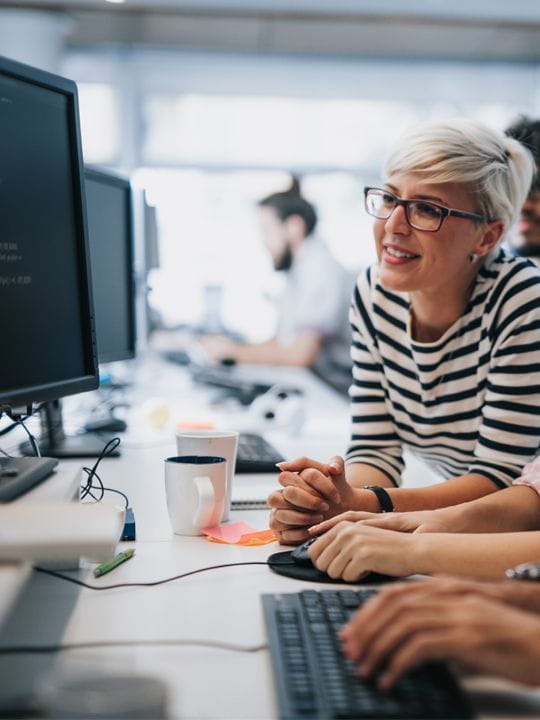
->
xmin=0 ymin=406 xmax=44 ymax=457
xmin=34 ymin=561 xmax=274 ymax=590
xmin=1 ymin=561 xmax=285 ymax=656
xmin=80 ymin=437 xmax=129 ymax=510
xmin=0 ymin=638 xmax=268 ymax=656
xmin=15 ymin=416 xmax=41 ymax=457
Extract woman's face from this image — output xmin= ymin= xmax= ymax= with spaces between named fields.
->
xmin=374 ymin=172 xmax=491 ymax=295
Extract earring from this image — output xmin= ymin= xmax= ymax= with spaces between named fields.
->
xmin=469 ymin=253 xmax=478 ymax=263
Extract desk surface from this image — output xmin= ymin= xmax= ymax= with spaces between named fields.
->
xmin=1 ymin=357 xmax=540 ymax=718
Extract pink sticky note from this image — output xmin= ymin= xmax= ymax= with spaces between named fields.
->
xmin=203 ymin=521 xmax=256 ymax=544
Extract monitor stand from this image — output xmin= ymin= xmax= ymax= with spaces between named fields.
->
xmin=19 ymin=400 xmax=121 ymax=459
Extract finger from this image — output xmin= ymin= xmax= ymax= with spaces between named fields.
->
xmin=308 ymin=521 xmax=349 ymax=563
xmin=311 ymin=527 xmax=353 ymax=573
xmin=300 ymin=467 xmax=341 ymax=504
xmin=276 ymin=527 xmax=312 ymax=545
xmin=282 ymin=485 xmax=330 ymax=512
xmin=309 ymin=511 xmax=378 ymax=535
xmin=269 ymin=488 xmax=320 ymax=512
xmin=272 ymin=508 xmax=324 ymax=527
xmin=277 ymin=471 xmax=332 ymax=507
xmin=267 ymin=490 xmax=293 ymax=510
xmin=360 ymin=514 xmax=417 ymax=533
xmin=278 ymin=471 xmax=330 ymax=505
xmin=358 ymin=605 xmax=450 ymax=678
xmin=327 ymin=456 xmax=345 ymax=474
xmin=325 ymin=547 xmax=355 ymax=580
xmin=341 ymin=584 xmax=433 ymax=661
xmin=276 ymin=456 xmax=333 ymax=474
xmin=378 ymin=631 xmax=455 ymax=690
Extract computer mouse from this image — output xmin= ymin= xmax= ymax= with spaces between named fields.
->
xmin=85 ymin=417 xmax=127 ymax=433
xmin=290 ymin=537 xmax=318 ymax=567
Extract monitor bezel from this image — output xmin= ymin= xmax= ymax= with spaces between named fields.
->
xmin=84 ymin=166 xmax=137 ymax=364
xmin=0 ymin=54 xmax=99 ymax=409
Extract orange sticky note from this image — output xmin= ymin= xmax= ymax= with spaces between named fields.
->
xmin=203 ymin=522 xmax=276 ymax=546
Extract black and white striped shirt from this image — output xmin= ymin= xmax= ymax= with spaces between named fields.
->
xmin=347 ymin=251 xmax=540 ymax=488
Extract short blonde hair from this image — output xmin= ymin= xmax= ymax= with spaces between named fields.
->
xmin=383 ymin=118 xmax=535 ymax=237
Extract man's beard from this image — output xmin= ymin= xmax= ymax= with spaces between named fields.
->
xmin=273 ymin=244 xmax=293 ymax=271
xmin=513 ymin=242 xmax=540 ymax=258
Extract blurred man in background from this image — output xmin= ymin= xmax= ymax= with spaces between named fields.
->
xmin=505 ymin=116 xmax=540 ymax=263
xmin=199 ymin=177 xmax=354 ymax=394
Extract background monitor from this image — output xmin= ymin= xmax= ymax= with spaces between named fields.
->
xmin=84 ymin=167 xmax=136 ymax=364
xmin=0 ymin=55 xmax=98 ymax=414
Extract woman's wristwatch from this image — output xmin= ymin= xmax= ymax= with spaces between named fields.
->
xmin=363 ymin=485 xmax=394 ymax=513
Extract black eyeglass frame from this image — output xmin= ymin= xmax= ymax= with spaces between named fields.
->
xmin=364 ymin=186 xmax=491 ymax=232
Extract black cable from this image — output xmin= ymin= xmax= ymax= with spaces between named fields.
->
xmin=35 ymin=561 xmax=274 ymax=590
xmin=80 ymin=437 xmax=128 ymax=508
xmin=1 ymin=561 xmax=285 ymax=656
xmin=0 ymin=638 xmax=268 ymax=655
xmin=15 ymin=417 xmax=41 ymax=457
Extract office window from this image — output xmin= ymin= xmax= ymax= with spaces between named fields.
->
xmin=137 ymin=93 xmax=524 ymax=340
xmin=141 ymin=94 xmax=419 ymax=169
xmin=77 ymin=83 xmax=121 ymax=165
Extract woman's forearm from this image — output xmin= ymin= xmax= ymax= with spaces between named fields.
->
xmin=384 ymin=473 xmax=497 ymax=512
xmin=433 ymin=485 xmax=540 ymax=533
xmin=415 ymin=531 xmax=540 ymax=579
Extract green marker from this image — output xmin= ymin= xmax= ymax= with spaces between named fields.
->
xmin=94 ymin=548 xmax=135 ymax=577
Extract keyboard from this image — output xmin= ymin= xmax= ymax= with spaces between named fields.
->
xmin=235 ymin=433 xmax=284 ymax=473
xmin=190 ymin=365 xmax=274 ymax=405
xmin=0 ymin=456 xmax=59 ymax=502
xmin=262 ymin=588 xmax=474 ymax=719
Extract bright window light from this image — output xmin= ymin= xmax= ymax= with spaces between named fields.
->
xmin=77 ymin=83 xmax=120 ymax=165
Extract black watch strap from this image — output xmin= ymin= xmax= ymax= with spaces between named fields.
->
xmin=363 ymin=485 xmax=394 ymax=513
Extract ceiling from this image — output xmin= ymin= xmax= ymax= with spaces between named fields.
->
xmin=1 ymin=0 xmax=540 ymax=60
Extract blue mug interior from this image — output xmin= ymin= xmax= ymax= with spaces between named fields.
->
xmin=166 ymin=455 xmax=226 ymax=465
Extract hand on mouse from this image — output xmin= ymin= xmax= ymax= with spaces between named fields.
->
xmin=268 ymin=456 xmax=380 ymax=545
xmin=307 ymin=522 xmax=423 ymax=582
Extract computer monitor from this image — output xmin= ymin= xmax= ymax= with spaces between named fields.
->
xmin=84 ymin=167 xmax=136 ymax=364
xmin=0 ymin=55 xmax=103 ymax=458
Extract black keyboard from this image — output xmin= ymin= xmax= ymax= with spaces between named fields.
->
xmin=235 ymin=433 xmax=284 ymax=473
xmin=262 ymin=588 xmax=474 ymax=719
xmin=191 ymin=365 xmax=274 ymax=405
xmin=0 ymin=456 xmax=58 ymax=501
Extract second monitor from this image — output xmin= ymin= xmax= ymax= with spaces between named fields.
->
xmin=30 ymin=167 xmax=137 ymax=456
xmin=85 ymin=167 xmax=136 ymax=365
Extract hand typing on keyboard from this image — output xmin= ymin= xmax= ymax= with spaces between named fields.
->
xmin=340 ymin=576 xmax=540 ymax=691
xmin=268 ymin=455 xmax=380 ymax=545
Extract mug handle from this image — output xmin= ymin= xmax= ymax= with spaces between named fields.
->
xmin=193 ymin=476 xmax=215 ymax=528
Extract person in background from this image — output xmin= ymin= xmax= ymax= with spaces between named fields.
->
xmin=268 ymin=118 xmax=539 ymax=545
xmin=505 ymin=116 xmax=540 ymax=263
xmin=340 ymin=576 xmax=540 ymax=691
xmin=198 ymin=178 xmax=354 ymax=394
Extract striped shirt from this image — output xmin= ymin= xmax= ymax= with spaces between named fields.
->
xmin=346 ymin=251 xmax=540 ymax=488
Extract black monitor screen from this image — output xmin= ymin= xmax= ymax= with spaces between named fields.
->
xmin=85 ymin=169 xmax=136 ymax=363
xmin=0 ymin=57 xmax=97 ymax=408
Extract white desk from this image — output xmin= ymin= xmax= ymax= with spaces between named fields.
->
xmin=1 ymin=358 xmax=540 ymax=718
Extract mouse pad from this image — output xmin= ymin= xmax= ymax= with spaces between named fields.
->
xmin=267 ymin=551 xmax=398 ymax=585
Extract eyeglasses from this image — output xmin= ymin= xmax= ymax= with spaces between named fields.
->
xmin=364 ymin=187 xmax=490 ymax=232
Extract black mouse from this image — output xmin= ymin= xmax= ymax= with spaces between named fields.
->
xmin=84 ymin=417 xmax=127 ymax=433
xmin=290 ymin=537 xmax=318 ymax=566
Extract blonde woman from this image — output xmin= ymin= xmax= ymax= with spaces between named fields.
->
xmin=269 ymin=118 xmax=538 ymax=544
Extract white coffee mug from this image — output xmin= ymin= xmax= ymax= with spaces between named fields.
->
xmin=175 ymin=430 xmax=238 ymax=521
xmin=164 ymin=455 xmax=226 ymax=536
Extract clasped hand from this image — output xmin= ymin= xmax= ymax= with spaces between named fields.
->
xmin=267 ymin=455 xmax=359 ymax=545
